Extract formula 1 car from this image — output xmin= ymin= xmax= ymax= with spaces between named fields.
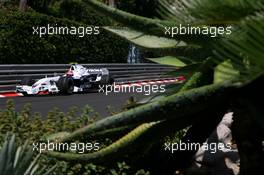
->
xmin=16 ymin=64 xmax=113 ymax=96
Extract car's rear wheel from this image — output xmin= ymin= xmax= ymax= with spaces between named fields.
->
xmin=21 ymin=92 xmax=30 ymax=97
xmin=57 ymin=76 xmax=74 ymax=94
xmin=108 ymin=77 xmax=114 ymax=85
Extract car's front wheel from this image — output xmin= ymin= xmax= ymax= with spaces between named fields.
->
xmin=21 ymin=92 xmax=30 ymax=97
xmin=57 ymin=76 xmax=74 ymax=95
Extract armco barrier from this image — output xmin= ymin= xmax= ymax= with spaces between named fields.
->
xmin=0 ymin=64 xmax=177 ymax=93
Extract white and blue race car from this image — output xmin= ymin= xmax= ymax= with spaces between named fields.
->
xmin=16 ymin=64 xmax=113 ymax=96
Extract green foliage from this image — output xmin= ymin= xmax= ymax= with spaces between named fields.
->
xmin=0 ymin=10 xmax=128 ymax=63
xmin=84 ymin=0 xmax=264 ymax=80
xmin=118 ymin=0 xmax=158 ymax=17
xmin=47 ymin=122 xmax=158 ymax=162
xmin=42 ymin=1 xmax=264 ymax=174
xmin=83 ymin=0 xmax=170 ymax=36
xmin=0 ymin=133 xmax=56 ymax=175
xmin=27 ymin=0 xmax=54 ymax=13
xmin=47 ymin=80 xmax=239 ymax=169
xmin=1 ymin=0 xmax=264 ymax=173
xmin=214 ymin=60 xmax=240 ymax=83
xmin=104 ymin=26 xmax=180 ymax=49
xmin=0 ymin=100 xmax=150 ymax=174
xmin=0 ymin=100 xmax=98 ymax=145
xmin=57 ymin=0 xmax=111 ymax=25
xmin=50 ymin=161 xmax=150 ymax=175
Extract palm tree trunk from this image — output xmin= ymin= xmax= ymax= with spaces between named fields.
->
xmin=19 ymin=0 xmax=27 ymax=12
xmin=108 ymin=0 xmax=116 ymax=8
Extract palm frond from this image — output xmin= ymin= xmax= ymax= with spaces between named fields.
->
xmin=103 ymin=26 xmax=183 ymax=49
xmin=157 ymin=0 xmax=264 ymax=25
xmin=213 ymin=12 xmax=264 ymax=79
xmin=83 ymin=0 xmax=172 ymax=35
xmin=0 ymin=133 xmax=56 ymax=175
xmin=147 ymin=56 xmax=186 ymax=67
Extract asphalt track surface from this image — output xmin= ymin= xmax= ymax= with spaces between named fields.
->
xmin=0 ymin=92 xmax=145 ymax=118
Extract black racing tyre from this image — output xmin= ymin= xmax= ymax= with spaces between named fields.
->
xmin=21 ymin=92 xmax=30 ymax=97
xmin=57 ymin=76 xmax=74 ymax=94
xmin=20 ymin=77 xmax=35 ymax=86
xmin=108 ymin=77 xmax=114 ymax=85
xmin=105 ymin=77 xmax=114 ymax=91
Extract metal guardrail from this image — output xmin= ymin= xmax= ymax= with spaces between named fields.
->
xmin=0 ymin=64 xmax=176 ymax=92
